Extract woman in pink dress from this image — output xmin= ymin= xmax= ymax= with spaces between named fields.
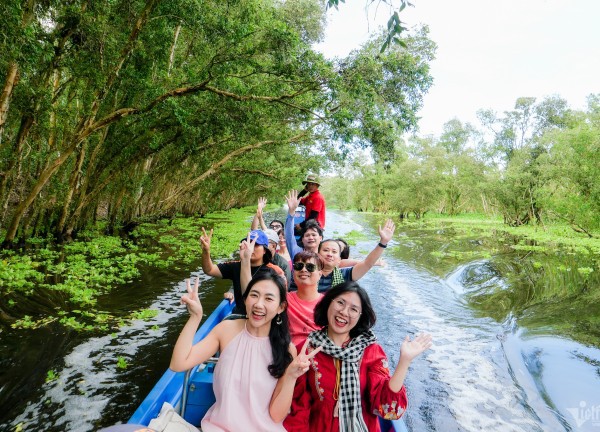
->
xmin=170 ymin=271 xmax=317 ymax=431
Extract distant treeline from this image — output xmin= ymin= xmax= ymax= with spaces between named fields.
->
xmin=0 ymin=0 xmax=436 ymax=247
xmin=322 ymin=95 xmax=600 ymax=236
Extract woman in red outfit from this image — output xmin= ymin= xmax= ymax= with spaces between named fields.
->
xmin=282 ymin=281 xmax=432 ymax=432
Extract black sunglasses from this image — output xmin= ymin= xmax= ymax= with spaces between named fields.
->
xmin=293 ymin=262 xmax=318 ymax=273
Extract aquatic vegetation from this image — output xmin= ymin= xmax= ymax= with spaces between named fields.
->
xmin=117 ymin=356 xmax=128 ymax=370
xmin=130 ymin=309 xmax=159 ymax=321
xmin=45 ymin=370 xmax=58 ymax=383
xmin=1 ymin=207 xmax=256 ymax=332
xmin=343 ymin=230 xmax=368 ymax=246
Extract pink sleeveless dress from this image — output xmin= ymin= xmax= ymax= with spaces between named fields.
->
xmin=201 ymin=324 xmax=286 ymax=432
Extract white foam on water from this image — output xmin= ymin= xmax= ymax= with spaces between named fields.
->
xmin=9 ymin=277 xmax=194 ymax=432
xmin=377 ymin=265 xmax=542 ymax=432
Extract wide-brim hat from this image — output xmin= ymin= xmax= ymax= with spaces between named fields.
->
xmin=302 ymin=173 xmax=320 ymax=185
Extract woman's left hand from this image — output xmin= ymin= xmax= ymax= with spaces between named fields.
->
xmin=378 ymin=219 xmax=396 ymax=245
xmin=400 ymin=333 xmax=432 ymax=362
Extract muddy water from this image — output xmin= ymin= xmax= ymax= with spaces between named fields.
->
xmin=1 ymin=210 xmax=599 ymax=431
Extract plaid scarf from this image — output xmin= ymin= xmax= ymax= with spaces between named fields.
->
xmin=308 ymin=328 xmax=377 ymax=432
xmin=331 ymin=266 xmax=345 ymax=288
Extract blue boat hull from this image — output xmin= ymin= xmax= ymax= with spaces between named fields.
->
xmin=129 ymin=299 xmax=408 ymax=431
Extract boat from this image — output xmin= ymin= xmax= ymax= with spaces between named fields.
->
xmin=128 ymin=299 xmax=409 ymax=432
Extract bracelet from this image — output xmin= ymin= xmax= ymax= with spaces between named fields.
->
xmin=378 ymin=242 xmax=387 ymax=249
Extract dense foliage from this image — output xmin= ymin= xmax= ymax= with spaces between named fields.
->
xmin=0 ymin=0 xmax=435 ymax=246
xmin=322 ymin=95 xmax=600 ymax=236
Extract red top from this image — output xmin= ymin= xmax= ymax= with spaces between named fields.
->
xmin=300 ymin=189 xmax=326 ymax=229
xmin=286 ymin=292 xmax=324 ymax=346
xmin=283 ymin=342 xmax=408 ymax=432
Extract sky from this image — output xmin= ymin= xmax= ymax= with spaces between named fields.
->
xmin=314 ymin=0 xmax=600 ymax=137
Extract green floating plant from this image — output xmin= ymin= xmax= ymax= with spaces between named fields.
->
xmin=46 ymin=370 xmax=58 ymax=383
xmin=117 ymin=356 xmax=128 ymax=369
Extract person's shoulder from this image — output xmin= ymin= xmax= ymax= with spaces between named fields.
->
xmin=266 ymin=262 xmax=284 ymax=275
xmin=272 ymin=254 xmax=287 ymax=267
xmin=363 ymin=342 xmax=386 ymax=360
xmin=215 ymin=317 xmax=245 ymax=334
xmin=218 ymin=260 xmax=241 ymax=268
xmin=340 ymin=267 xmax=353 ymax=276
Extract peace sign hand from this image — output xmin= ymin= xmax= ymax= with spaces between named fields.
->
xmin=285 ymin=339 xmax=323 ymax=380
xmin=181 ymin=277 xmax=203 ymax=319
xmin=239 ymin=233 xmax=256 ymax=263
xmin=200 ymin=227 xmax=213 ymax=252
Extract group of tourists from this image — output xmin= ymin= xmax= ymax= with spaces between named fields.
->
xmin=169 ymin=175 xmax=432 ymax=432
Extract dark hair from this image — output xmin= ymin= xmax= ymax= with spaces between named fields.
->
xmin=242 ymin=269 xmax=292 ymax=378
xmin=335 ymin=238 xmax=350 ymax=259
xmin=318 ymin=239 xmax=341 ymax=254
xmin=314 ymin=281 xmax=376 ymax=338
xmin=269 ymin=219 xmax=284 ymax=228
xmin=293 ymin=250 xmax=324 ymax=270
xmin=262 ymin=248 xmax=272 ymax=265
xmin=301 ymin=219 xmax=323 ymax=239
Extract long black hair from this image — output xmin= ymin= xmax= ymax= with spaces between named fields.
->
xmin=314 ymin=281 xmax=377 ymax=338
xmin=242 ymin=269 xmax=292 ymax=378
xmin=335 ymin=238 xmax=350 ymax=259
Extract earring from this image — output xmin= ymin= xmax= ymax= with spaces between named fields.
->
xmin=275 ymin=314 xmax=282 ymax=325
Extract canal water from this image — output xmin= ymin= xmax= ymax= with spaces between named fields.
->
xmin=1 ymin=210 xmax=599 ymax=431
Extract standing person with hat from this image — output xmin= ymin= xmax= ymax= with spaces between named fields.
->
xmin=200 ymin=228 xmax=285 ymax=315
xmin=298 ymin=173 xmax=326 ymax=231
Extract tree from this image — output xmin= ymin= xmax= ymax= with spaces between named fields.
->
xmin=0 ymin=0 xmax=436 ymax=246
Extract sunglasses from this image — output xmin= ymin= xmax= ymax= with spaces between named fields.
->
xmin=293 ymin=262 xmax=318 ymax=273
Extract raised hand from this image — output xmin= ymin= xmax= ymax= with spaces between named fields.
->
xmin=285 ymin=339 xmax=323 ymax=380
xmin=285 ymin=190 xmax=300 ymax=216
xmin=181 ymin=277 xmax=203 ymax=318
xmin=199 ymin=227 xmax=213 ymax=252
xmin=257 ymin=197 xmax=267 ymax=212
xmin=378 ymin=219 xmax=395 ymax=245
xmin=239 ymin=233 xmax=256 ymax=263
xmin=400 ymin=333 xmax=432 ymax=362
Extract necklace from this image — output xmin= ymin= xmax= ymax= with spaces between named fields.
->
xmin=251 ymin=264 xmax=263 ymax=278
xmin=333 ymin=358 xmax=341 ymax=417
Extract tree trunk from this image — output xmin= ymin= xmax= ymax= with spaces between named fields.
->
xmin=0 ymin=115 xmax=34 ymax=220
xmin=0 ymin=62 xmax=19 ymax=143
xmin=56 ymin=143 xmax=86 ymax=238
xmin=107 ymin=187 xmax=127 ymax=234
xmin=168 ymin=23 xmax=182 ymax=76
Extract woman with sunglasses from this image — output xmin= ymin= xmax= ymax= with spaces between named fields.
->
xmin=286 ymin=250 xmax=324 ymax=345
xmin=283 ymin=281 xmax=432 ymax=432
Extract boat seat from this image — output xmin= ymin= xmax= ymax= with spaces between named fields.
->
xmin=180 ymin=357 xmax=219 ymax=425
